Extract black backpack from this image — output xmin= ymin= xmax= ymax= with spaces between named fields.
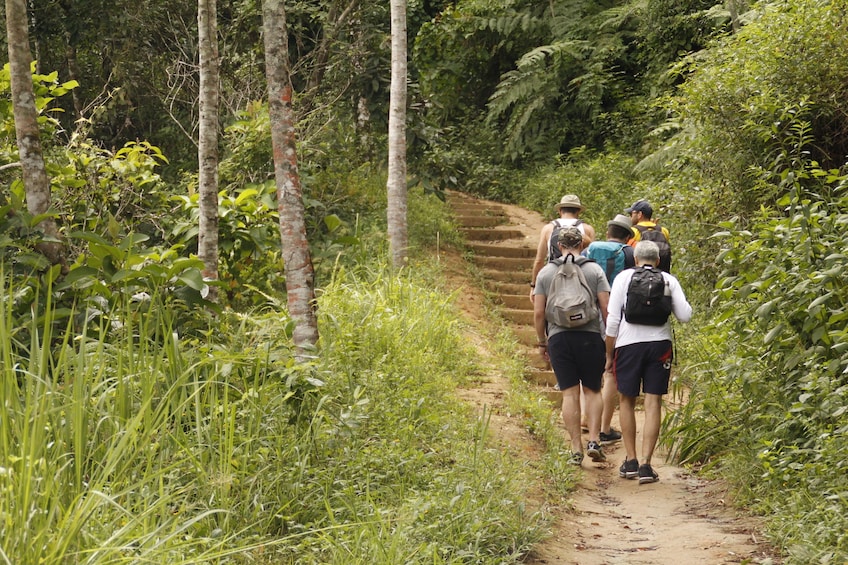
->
xmin=624 ymin=266 xmax=672 ymax=326
xmin=547 ymin=218 xmax=584 ymax=261
xmin=634 ymin=224 xmax=671 ymax=273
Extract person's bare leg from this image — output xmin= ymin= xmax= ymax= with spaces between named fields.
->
xmin=601 ymin=371 xmax=618 ymax=434
xmin=561 ymin=385 xmax=583 ymax=453
xmin=619 ymin=394 xmax=638 ymax=462
xmin=579 ymin=384 xmax=587 ymax=430
xmin=641 ymin=393 xmax=663 ymax=465
xmin=583 ymin=388 xmax=603 ymax=444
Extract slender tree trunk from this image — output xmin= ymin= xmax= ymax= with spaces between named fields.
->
xmin=262 ymin=0 xmax=319 ymax=358
xmin=198 ymin=0 xmax=220 ymax=302
xmin=728 ymin=0 xmax=740 ymax=32
xmin=304 ymin=0 xmax=360 ymax=96
xmin=386 ymin=0 xmax=408 ymax=269
xmin=5 ymin=0 xmax=65 ymax=267
xmin=58 ymin=0 xmax=83 ymax=121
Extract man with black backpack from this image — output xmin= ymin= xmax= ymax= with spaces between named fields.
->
xmin=625 ymin=199 xmax=672 ymax=273
xmin=605 ymin=241 xmax=692 ymax=484
xmin=533 ymin=227 xmax=610 ymax=466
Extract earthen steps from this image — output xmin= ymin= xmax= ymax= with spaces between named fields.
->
xmin=466 ymin=243 xmax=535 ymax=259
xmin=459 ymin=227 xmax=525 ymax=242
xmin=447 ymin=191 xmax=559 ymax=408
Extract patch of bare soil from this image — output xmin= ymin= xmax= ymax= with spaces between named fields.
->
xmin=441 ymin=192 xmax=778 ymax=564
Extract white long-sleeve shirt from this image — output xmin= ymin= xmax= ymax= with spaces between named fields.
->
xmin=605 ymin=266 xmax=693 ymax=348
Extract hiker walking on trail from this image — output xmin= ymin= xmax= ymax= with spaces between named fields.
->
xmin=605 ymin=240 xmax=692 ymax=484
xmin=586 ymin=213 xmax=637 ymax=444
xmin=533 ymin=227 xmax=609 ymax=466
xmin=625 ymin=199 xmax=672 ymax=273
xmin=529 ymin=194 xmax=596 ymax=303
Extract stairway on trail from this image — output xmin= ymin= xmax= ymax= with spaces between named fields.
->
xmin=446 ymin=191 xmax=561 ymax=407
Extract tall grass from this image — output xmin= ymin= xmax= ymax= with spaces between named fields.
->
xmin=0 ymin=258 xmax=547 ymax=563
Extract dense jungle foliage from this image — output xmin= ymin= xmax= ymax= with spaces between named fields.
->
xmin=1 ymin=0 xmax=847 ymax=562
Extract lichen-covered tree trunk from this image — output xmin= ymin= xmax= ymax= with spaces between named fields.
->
xmin=198 ymin=0 xmax=220 ymax=302
xmin=387 ymin=0 xmax=408 ymax=269
xmin=262 ymin=0 xmax=319 ymax=357
xmin=5 ymin=0 xmax=64 ymax=267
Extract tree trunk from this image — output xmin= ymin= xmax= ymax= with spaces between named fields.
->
xmin=58 ymin=0 xmax=83 ymax=121
xmin=262 ymin=0 xmax=319 ymax=358
xmin=386 ymin=0 xmax=408 ymax=269
xmin=198 ymin=0 xmax=220 ymax=302
xmin=5 ymin=0 xmax=65 ymax=267
xmin=728 ymin=0 xmax=740 ymax=33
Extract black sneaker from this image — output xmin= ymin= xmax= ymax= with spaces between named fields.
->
xmin=619 ymin=458 xmax=639 ymax=479
xmin=600 ymin=428 xmax=622 ymax=443
xmin=569 ymin=451 xmax=584 ymax=466
xmin=587 ymin=441 xmax=606 ymax=462
xmin=638 ymin=464 xmax=659 ymax=484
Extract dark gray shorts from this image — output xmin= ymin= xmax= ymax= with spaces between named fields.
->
xmin=613 ymin=340 xmax=673 ymax=397
xmin=548 ymin=331 xmax=605 ymax=392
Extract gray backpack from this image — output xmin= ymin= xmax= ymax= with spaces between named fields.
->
xmin=545 ymin=255 xmax=598 ymax=328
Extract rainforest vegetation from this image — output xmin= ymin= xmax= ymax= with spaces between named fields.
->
xmin=1 ymin=0 xmax=846 ymax=562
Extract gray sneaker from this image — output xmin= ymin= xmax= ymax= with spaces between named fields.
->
xmin=569 ymin=451 xmax=584 ymax=466
xmin=587 ymin=441 xmax=606 ymax=462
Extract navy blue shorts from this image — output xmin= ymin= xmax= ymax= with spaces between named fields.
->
xmin=548 ymin=331 xmax=605 ymax=392
xmin=613 ymin=340 xmax=673 ymax=397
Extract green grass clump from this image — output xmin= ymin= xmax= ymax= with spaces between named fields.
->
xmin=0 ymin=259 xmax=547 ymax=563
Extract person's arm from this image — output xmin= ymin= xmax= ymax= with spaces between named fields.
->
xmin=668 ymin=276 xmax=692 ymax=323
xmin=531 ymin=223 xmax=552 ymax=283
xmin=605 ymin=334 xmax=617 ymax=372
xmin=582 ymin=223 xmax=596 ymax=247
xmin=530 ymin=223 xmax=552 ymax=302
xmin=533 ymin=289 xmax=549 ymax=359
xmin=597 ymin=291 xmax=610 ymax=326
xmin=605 ymin=274 xmax=624 ymax=339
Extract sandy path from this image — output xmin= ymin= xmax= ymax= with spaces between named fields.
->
xmin=443 ymin=192 xmax=777 ymax=564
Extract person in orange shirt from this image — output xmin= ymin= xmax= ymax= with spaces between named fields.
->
xmin=625 ymin=200 xmax=671 ymax=273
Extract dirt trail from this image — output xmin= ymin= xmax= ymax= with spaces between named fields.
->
xmin=442 ymin=192 xmax=777 ymax=565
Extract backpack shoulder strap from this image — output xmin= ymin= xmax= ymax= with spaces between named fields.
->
xmin=574 ymin=255 xmax=594 ymax=266
xmin=604 ymin=243 xmax=625 ymax=280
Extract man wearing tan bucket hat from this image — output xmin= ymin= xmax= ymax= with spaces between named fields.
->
xmin=529 ymin=194 xmax=596 ymax=304
xmin=586 ymin=213 xmax=637 ymax=444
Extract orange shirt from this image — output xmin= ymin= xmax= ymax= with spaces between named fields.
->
xmin=627 ymin=221 xmax=670 ymax=247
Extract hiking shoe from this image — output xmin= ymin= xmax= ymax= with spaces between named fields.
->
xmin=600 ymin=428 xmax=622 ymax=443
xmin=569 ymin=451 xmax=584 ymax=466
xmin=638 ymin=464 xmax=659 ymax=484
xmin=619 ymin=458 xmax=639 ymax=479
xmin=587 ymin=441 xmax=606 ymax=462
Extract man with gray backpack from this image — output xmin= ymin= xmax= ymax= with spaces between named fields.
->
xmin=533 ymin=226 xmax=610 ymax=466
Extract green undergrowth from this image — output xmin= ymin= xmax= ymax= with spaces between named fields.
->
xmin=452 ymin=246 xmax=583 ymax=498
xmin=0 ymin=255 xmax=553 ymax=563
xmin=661 ymin=183 xmax=848 ymax=564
